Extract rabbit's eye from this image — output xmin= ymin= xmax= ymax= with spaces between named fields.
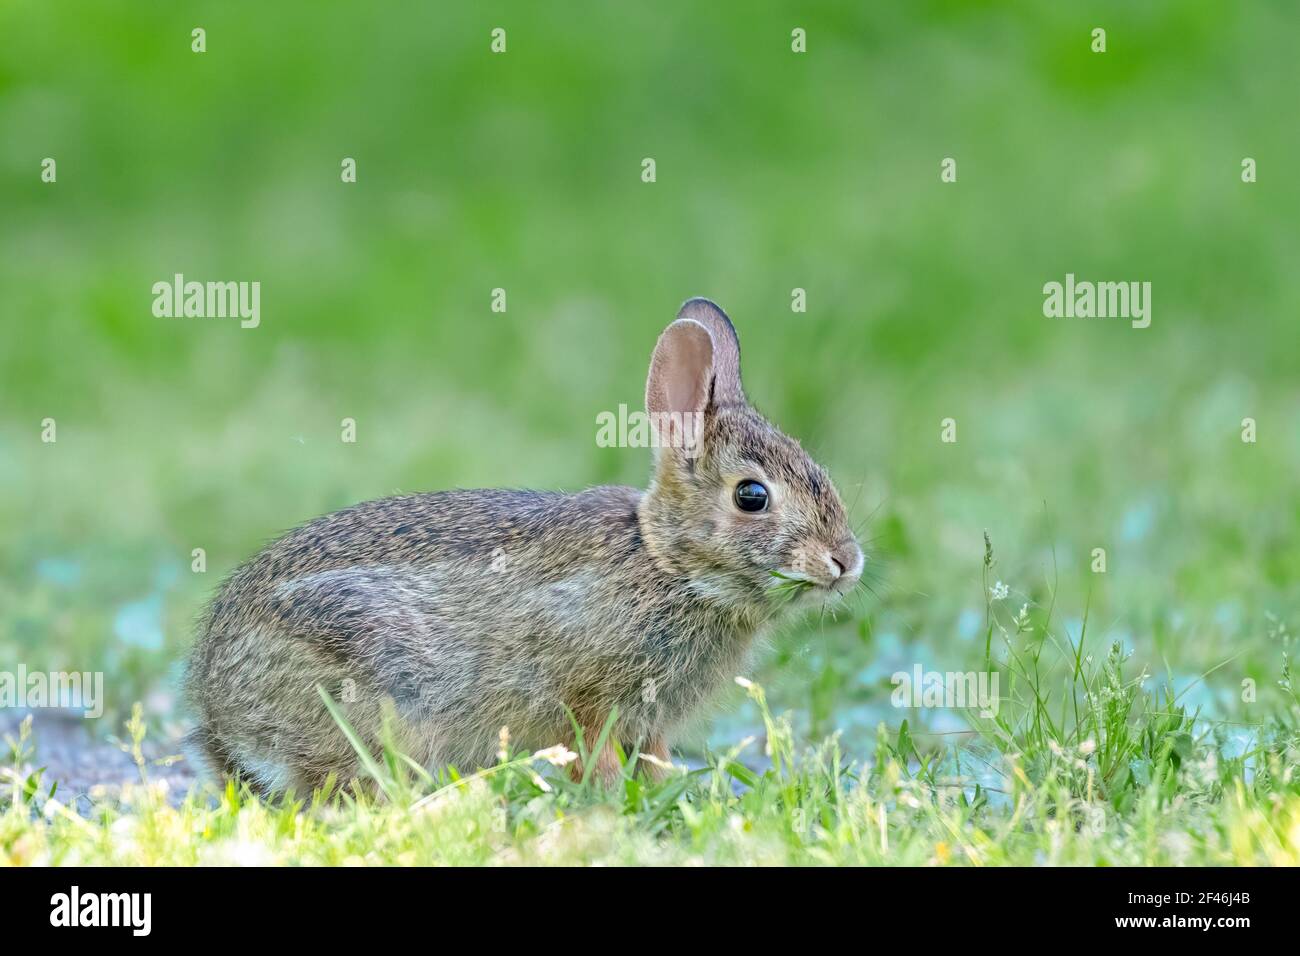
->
xmin=734 ymin=480 xmax=769 ymax=513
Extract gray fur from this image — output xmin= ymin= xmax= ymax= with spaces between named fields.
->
xmin=184 ymin=298 xmax=862 ymax=793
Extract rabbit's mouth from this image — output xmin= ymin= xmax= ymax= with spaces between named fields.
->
xmin=767 ymin=569 xmax=855 ymax=604
xmin=769 ymin=541 xmax=864 ymax=600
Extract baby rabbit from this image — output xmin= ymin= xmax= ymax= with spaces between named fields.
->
xmin=185 ymin=298 xmax=863 ymax=793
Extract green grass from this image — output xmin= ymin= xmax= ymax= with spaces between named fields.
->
xmin=5 ymin=642 xmax=1298 ymax=865
xmin=5 ymin=540 xmax=1299 ymax=866
xmin=2 ymin=1 xmax=1299 ymax=864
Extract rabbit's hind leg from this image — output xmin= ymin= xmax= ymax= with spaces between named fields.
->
xmin=636 ymin=735 xmax=673 ymax=783
xmin=266 ymin=567 xmax=473 ymax=774
xmin=567 ymin=715 xmax=623 ymax=788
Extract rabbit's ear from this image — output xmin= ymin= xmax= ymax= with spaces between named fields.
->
xmin=645 ymin=317 xmax=714 ymax=428
xmin=674 ymin=298 xmax=744 ymax=406
xmin=645 ymin=299 xmax=744 ymax=456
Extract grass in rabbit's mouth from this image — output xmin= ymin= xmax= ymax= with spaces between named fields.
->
xmin=769 ymin=569 xmax=817 ymax=600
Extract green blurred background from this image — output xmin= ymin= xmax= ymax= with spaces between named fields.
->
xmin=2 ymin=1 xmax=1296 ymax=753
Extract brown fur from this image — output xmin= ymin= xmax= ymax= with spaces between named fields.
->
xmin=184 ymin=298 xmax=862 ymax=794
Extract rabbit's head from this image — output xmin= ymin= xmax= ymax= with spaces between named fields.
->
xmin=639 ymin=298 xmax=863 ymax=611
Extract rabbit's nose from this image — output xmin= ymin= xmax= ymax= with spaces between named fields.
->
xmin=829 ymin=542 xmax=864 ymax=585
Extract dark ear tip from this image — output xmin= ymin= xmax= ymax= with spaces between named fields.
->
xmin=676 ymin=299 xmax=740 ymax=349
xmin=677 ymin=297 xmax=730 ymax=323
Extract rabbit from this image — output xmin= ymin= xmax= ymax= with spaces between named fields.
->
xmin=184 ymin=298 xmax=864 ymax=794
